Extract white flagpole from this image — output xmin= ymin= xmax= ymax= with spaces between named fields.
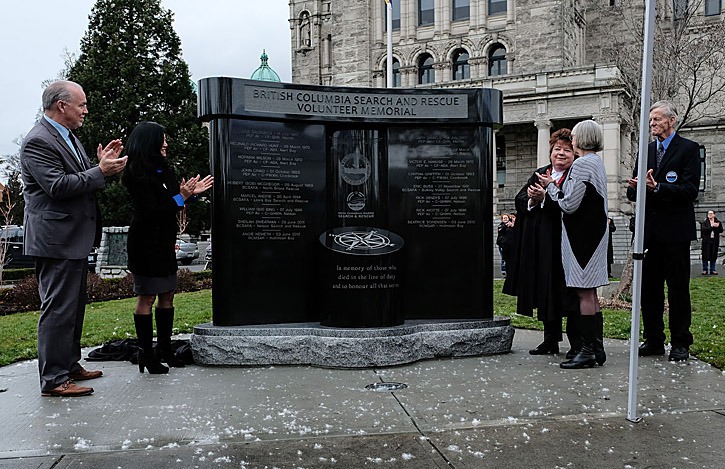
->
xmin=386 ymin=0 xmax=393 ymax=88
xmin=627 ymin=0 xmax=657 ymax=423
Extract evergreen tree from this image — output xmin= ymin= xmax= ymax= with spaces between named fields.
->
xmin=67 ymin=0 xmax=210 ymax=234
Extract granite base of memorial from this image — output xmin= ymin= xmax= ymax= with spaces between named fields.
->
xmin=191 ymin=318 xmax=514 ymax=367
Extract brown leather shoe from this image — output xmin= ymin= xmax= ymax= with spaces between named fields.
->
xmin=41 ymin=380 xmax=94 ymax=397
xmin=69 ymin=366 xmax=103 ymax=381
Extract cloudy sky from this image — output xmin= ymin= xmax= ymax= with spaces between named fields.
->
xmin=0 ymin=0 xmax=292 ymax=157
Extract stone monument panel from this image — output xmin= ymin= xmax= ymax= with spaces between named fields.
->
xmin=214 ymin=119 xmax=326 ymax=326
xmin=388 ymin=126 xmax=491 ymax=319
xmin=198 ymin=78 xmax=502 ymax=327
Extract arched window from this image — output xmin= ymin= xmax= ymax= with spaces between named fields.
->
xmin=418 ymin=54 xmax=435 ymax=84
xmin=299 ymin=12 xmax=311 ymax=48
xmin=392 ymin=59 xmax=401 ymax=87
xmin=488 ymin=44 xmax=507 ymax=76
xmin=452 ymin=50 xmax=470 ymax=80
xmin=384 ymin=58 xmax=402 ymax=88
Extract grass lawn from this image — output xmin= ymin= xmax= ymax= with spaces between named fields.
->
xmin=1 ymin=278 xmax=723 ymax=369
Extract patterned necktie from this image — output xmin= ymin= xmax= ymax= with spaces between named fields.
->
xmin=69 ymin=132 xmax=86 ymax=169
xmin=656 ymin=142 xmax=665 ymax=169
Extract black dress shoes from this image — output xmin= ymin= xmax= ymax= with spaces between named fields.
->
xmin=529 ymin=341 xmax=559 ymax=355
xmin=668 ymin=345 xmax=689 ymax=361
xmin=638 ymin=342 xmax=665 ymax=356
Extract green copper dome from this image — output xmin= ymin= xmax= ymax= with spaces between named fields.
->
xmin=250 ymin=50 xmax=281 ymax=82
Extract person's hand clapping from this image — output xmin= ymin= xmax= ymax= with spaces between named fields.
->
xmin=190 ymin=175 xmax=213 ymax=195
xmin=645 ymin=169 xmax=658 ymax=191
xmin=179 ymin=175 xmax=199 ymax=200
xmin=535 ymin=169 xmax=555 ymax=188
xmin=98 ymin=139 xmax=127 ymax=176
xmin=527 ymin=182 xmax=546 ymax=204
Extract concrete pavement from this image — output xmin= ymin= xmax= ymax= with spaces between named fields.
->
xmin=0 ymin=329 xmax=723 ymax=468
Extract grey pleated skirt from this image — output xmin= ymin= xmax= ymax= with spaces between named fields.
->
xmin=133 ymin=273 xmax=177 ymax=295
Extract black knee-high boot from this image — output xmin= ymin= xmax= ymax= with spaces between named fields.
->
xmin=565 ymin=313 xmax=582 ymax=359
xmin=154 ymin=307 xmax=185 ymax=368
xmin=560 ymin=315 xmax=598 ymax=369
xmin=594 ymin=311 xmax=606 ymax=365
xmin=134 ymin=314 xmax=168 ymax=374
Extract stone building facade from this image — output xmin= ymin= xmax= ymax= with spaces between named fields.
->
xmin=287 ymin=0 xmax=725 ymax=265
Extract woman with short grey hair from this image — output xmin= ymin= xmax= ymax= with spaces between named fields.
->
xmin=537 ymin=119 xmax=609 ymax=369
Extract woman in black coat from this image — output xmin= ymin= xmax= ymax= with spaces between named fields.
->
xmin=496 ymin=213 xmax=515 ymax=276
xmin=121 ymin=122 xmax=213 ymax=374
xmin=701 ymin=210 xmax=723 ymax=275
xmin=503 ymin=129 xmax=580 ymax=357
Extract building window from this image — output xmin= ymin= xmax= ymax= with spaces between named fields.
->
xmin=705 ymin=0 xmax=721 ymax=16
xmin=418 ymin=54 xmax=435 ymax=84
xmin=496 ymin=134 xmax=506 ymax=187
xmin=385 ymin=0 xmax=401 ymax=30
xmin=453 ymin=0 xmax=470 ymax=21
xmin=488 ymin=44 xmax=507 ymax=76
xmin=673 ymin=0 xmax=688 ymax=20
xmin=419 ymin=0 xmax=434 ymax=26
xmin=299 ymin=12 xmax=311 ymax=48
xmin=452 ymin=50 xmax=470 ymax=80
xmin=488 ymin=0 xmax=507 ymax=15
xmin=385 ymin=58 xmax=402 ymax=88
xmin=699 ymin=146 xmax=706 ymax=191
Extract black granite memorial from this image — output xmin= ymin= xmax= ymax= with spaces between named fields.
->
xmin=197 ymin=78 xmax=502 ymax=330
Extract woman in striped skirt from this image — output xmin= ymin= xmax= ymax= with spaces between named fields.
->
xmin=537 ymin=120 xmax=609 ymax=369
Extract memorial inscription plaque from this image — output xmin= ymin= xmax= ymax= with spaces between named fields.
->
xmin=198 ymin=78 xmax=502 ymax=328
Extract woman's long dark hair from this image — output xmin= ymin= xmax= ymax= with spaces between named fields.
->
xmin=121 ymin=121 xmax=167 ymax=187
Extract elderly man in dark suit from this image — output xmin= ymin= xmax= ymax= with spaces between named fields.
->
xmin=20 ymin=80 xmax=127 ymax=396
xmin=627 ymin=100 xmax=700 ymax=362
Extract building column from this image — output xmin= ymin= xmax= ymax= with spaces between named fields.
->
xmin=469 ymin=57 xmax=485 ymax=79
xmin=437 ymin=0 xmax=450 ymax=36
xmin=597 ymin=115 xmax=623 ymax=214
xmin=469 ymin=0 xmax=480 ymax=29
xmin=374 ymin=0 xmax=383 ymax=45
xmin=401 ymin=67 xmax=415 ymax=87
xmin=437 ymin=62 xmax=452 ymax=83
xmin=507 ymin=0 xmax=515 ymax=23
xmin=404 ymin=0 xmax=416 ymax=40
xmin=535 ymin=119 xmax=552 ymax=168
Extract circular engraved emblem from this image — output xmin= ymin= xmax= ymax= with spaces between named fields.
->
xmin=340 ymin=152 xmax=371 ymax=186
xmin=319 ymin=227 xmax=404 ymax=256
xmin=346 ymin=191 xmax=366 ymax=211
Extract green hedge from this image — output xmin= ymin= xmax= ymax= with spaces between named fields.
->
xmin=2 ymin=268 xmax=34 ymax=281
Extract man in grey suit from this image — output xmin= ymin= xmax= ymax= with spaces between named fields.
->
xmin=20 ymin=80 xmax=127 ymax=397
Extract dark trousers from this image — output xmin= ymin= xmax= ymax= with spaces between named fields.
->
xmin=641 ymin=242 xmax=693 ymax=347
xmin=36 ymin=258 xmax=88 ymax=392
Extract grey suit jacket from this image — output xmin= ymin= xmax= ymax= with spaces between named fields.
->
xmin=20 ymin=118 xmax=106 ymax=260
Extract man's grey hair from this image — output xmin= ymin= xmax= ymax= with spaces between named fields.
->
xmin=650 ymin=100 xmax=678 ymax=121
xmin=571 ymin=119 xmax=604 ymax=153
xmin=42 ymin=80 xmax=82 ymax=110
